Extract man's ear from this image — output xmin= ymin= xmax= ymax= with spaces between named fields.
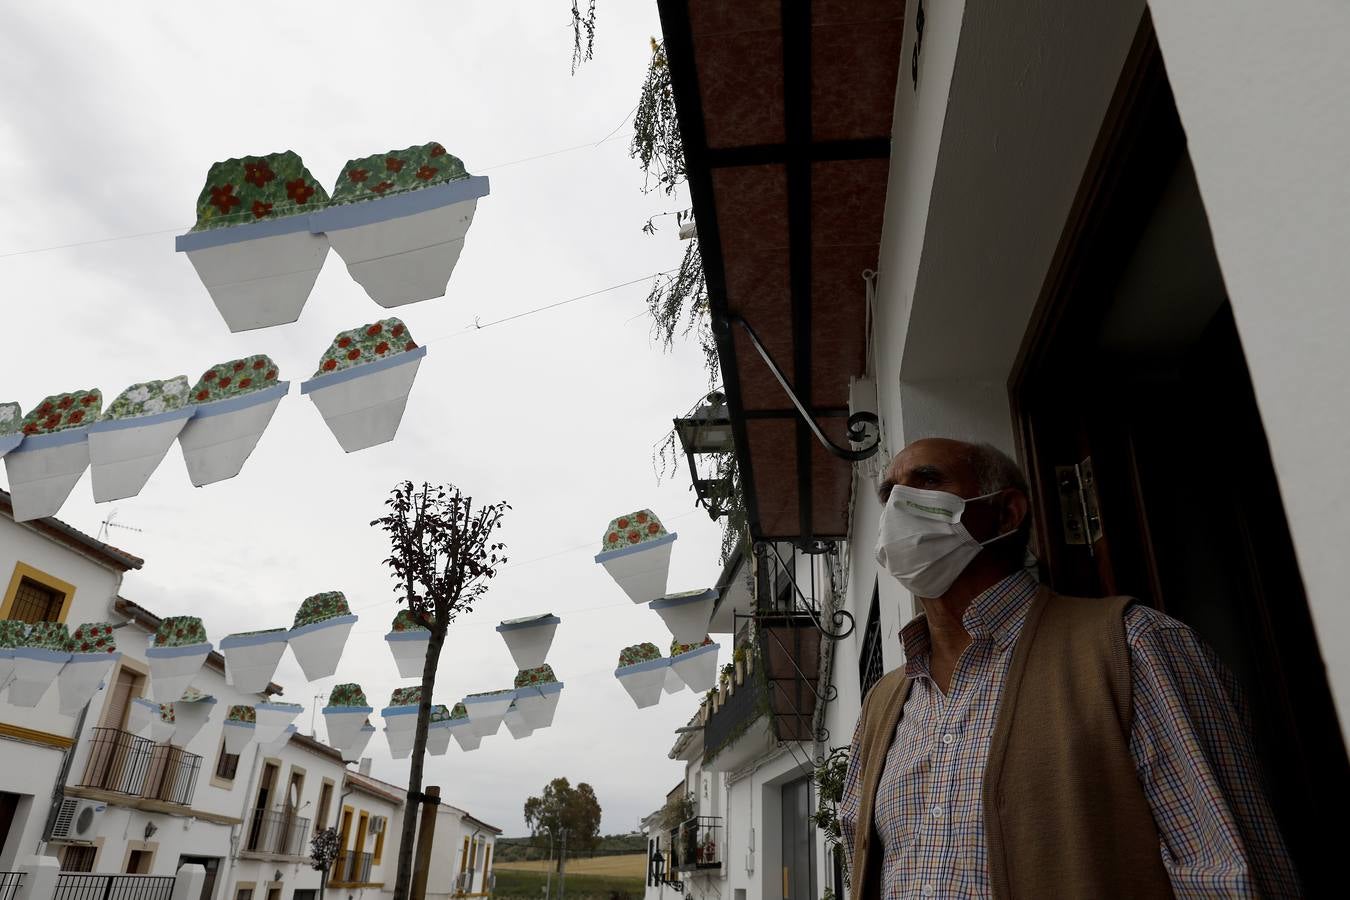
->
xmin=1002 ymin=490 xmax=1030 ymax=534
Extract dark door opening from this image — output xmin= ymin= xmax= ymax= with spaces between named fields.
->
xmin=780 ymin=777 xmax=814 ymax=899
xmin=1013 ymin=19 xmax=1348 ymax=894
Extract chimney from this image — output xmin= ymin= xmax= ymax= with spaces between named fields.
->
xmin=359 ymin=757 xmax=372 ymax=776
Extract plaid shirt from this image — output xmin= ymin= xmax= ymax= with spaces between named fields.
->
xmin=839 ymin=570 xmax=1300 ymax=898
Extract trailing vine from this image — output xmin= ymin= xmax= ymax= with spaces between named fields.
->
xmin=570 ymin=1 xmax=597 ymax=74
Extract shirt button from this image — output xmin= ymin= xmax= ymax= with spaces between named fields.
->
xmin=941 ymin=733 xmax=955 ymax=745
xmin=922 ymin=885 xmax=935 ymax=897
xmin=930 ymin=804 xmax=942 ymax=819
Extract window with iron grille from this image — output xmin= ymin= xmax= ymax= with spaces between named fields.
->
xmin=858 ymin=580 xmax=884 ymax=700
xmin=58 ymin=845 xmax=96 ymax=872
xmin=215 ymin=740 xmax=239 ymax=780
xmin=9 ymin=576 xmax=64 ymax=623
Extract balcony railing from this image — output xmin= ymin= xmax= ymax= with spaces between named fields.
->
xmin=78 ymin=728 xmax=202 ymax=807
xmin=53 ymin=874 xmax=175 ymax=900
xmin=0 ymin=872 xmax=23 ymax=900
xmin=676 ymin=816 xmax=723 ymax=871
xmin=245 ymin=809 xmax=311 ymax=856
xmin=333 ymin=852 xmax=373 ymax=885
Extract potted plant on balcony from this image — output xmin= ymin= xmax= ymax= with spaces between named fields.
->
xmin=223 ymin=704 xmax=256 ymax=754
xmin=0 ymin=402 xmax=23 ymax=461
xmin=7 ymin=621 xmax=71 ymax=706
xmin=219 ymin=627 xmax=289 ymax=694
xmin=669 ymin=637 xmax=719 ymax=693
xmin=175 ymin=151 xmax=332 ymax=332
xmin=324 ymin=683 xmax=374 ymax=752
xmin=511 ymin=665 xmax=563 ymax=729
xmin=301 ymin=317 xmax=426 ymax=452
xmin=495 ymin=613 xmax=561 ymax=670
xmin=462 ymin=688 xmax=514 ymax=737
xmin=171 ymin=687 xmax=217 ymax=747
xmin=718 ymin=663 xmax=734 ymax=701
xmin=613 ymin=642 xmax=668 ymax=709
xmin=146 ymin=616 xmax=211 ymax=702
xmin=177 ymin=355 xmax=287 ymax=487
xmin=0 ymin=620 xmax=26 ymax=696
xmin=384 ymin=610 xmax=430 ymax=679
xmin=57 ymin=622 xmax=121 ymax=715
xmin=733 ymin=646 xmax=746 ymax=686
xmin=88 ymin=377 xmax=194 ymax=502
xmin=254 ymin=700 xmax=304 ymax=746
xmin=594 ymin=510 xmax=678 ymax=604
xmin=446 ymin=703 xmax=479 ymax=752
xmin=649 ymin=588 xmax=719 ymax=645
xmin=502 ymin=700 xmax=536 ymax=740
xmin=425 ymin=704 xmax=454 ymax=755
xmin=309 ymin=142 xmax=491 ymax=308
xmin=382 ymin=686 xmax=421 ymax=758
xmin=288 ymin=591 xmax=358 ymax=680
xmin=3 ymin=390 xmax=100 ymax=522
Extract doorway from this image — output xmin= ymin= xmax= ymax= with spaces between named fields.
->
xmin=779 ymin=777 xmax=814 ymax=900
xmin=178 ymin=855 xmax=220 ymax=900
xmin=1013 ymin=19 xmax=1349 ymax=893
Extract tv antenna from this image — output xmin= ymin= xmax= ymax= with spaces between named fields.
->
xmin=97 ymin=509 xmax=144 ymax=543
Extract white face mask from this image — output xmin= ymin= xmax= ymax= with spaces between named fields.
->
xmin=874 ymin=484 xmax=1012 ymax=598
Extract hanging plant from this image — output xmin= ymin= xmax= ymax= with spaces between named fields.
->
xmin=669 ymin=636 xmax=719 ymax=693
xmin=462 ymin=688 xmax=515 ymax=738
xmin=57 ymin=622 xmax=121 ymax=716
xmin=595 ymin=510 xmax=678 ymax=604
xmin=177 ymin=356 xmax=287 ymax=487
xmin=288 ymin=591 xmax=358 ymax=681
xmin=649 ymin=588 xmax=719 ymax=644
xmin=614 ymin=642 xmax=669 ymax=709
xmin=223 ymin=703 xmax=257 ymax=754
xmin=0 ymin=620 xmax=27 ymax=697
xmin=495 ymin=613 xmax=561 ymax=670
xmin=89 ymin=377 xmax=194 ymax=502
xmin=447 ymin=702 xmax=480 ymax=752
xmin=4 ymin=390 xmax=101 ymax=522
xmin=382 ymin=686 xmax=422 ymax=758
xmin=219 ymin=627 xmax=289 ymax=695
xmin=171 ymin=687 xmax=217 ymax=747
xmin=512 ymin=664 xmax=564 ymax=729
xmin=253 ymin=701 xmax=304 ymax=746
xmin=812 ymin=746 xmax=852 ymax=889
xmin=426 ymin=704 xmax=454 ymax=756
xmin=324 ymin=683 xmax=374 ymax=752
xmin=8 ymin=621 xmax=71 ymax=707
xmin=146 ymin=615 xmax=212 ymax=703
xmin=385 ymin=608 xmax=432 ymax=680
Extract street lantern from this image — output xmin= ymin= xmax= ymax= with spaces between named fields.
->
xmin=673 ymin=392 xmax=737 ymax=520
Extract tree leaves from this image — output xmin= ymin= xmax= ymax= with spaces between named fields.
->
xmin=523 ymin=776 xmax=604 ymax=866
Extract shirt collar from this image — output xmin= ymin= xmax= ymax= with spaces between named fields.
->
xmin=898 ymin=569 xmax=1041 ymax=676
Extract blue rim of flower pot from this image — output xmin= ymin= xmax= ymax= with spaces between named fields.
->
xmin=671 ymin=643 xmax=720 ymax=662
xmin=175 ymin=212 xmax=319 ymax=253
xmin=496 ymin=614 xmax=561 ymax=633
xmin=515 ymin=682 xmax=564 ymax=700
xmin=300 ymin=345 xmax=427 ymax=394
xmin=594 ymin=531 xmax=678 ymax=565
xmin=256 ymin=702 xmax=304 ymax=714
xmin=462 ymin=692 xmax=514 ymax=707
xmin=9 ymin=425 xmax=92 ymax=452
xmin=146 ymin=642 xmax=213 ymax=659
xmin=381 ymin=704 xmax=419 ymax=718
xmin=650 ymin=588 xmax=719 ymax=611
xmin=323 ymin=705 xmax=374 ymax=716
xmin=289 ymin=614 xmax=358 ymax=639
xmin=223 ymin=719 xmax=256 ymax=730
xmin=64 ymin=651 xmax=122 ymax=664
xmin=308 ymin=176 xmax=491 ymax=232
xmin=13 ymin=647 xmax=72 ymax=663
xmin=219 ymin=630 xmax=289 ymax=650
xmin=385 ymin=629 xmax=431 ymax=642
xmin=89 ymin=405 xmax=196 ymax=434
xmin=614 ymin=656 xmax=671 ymax=677
xmin=0 ymin=434 xmax=24 ymax=456
xmin=187 ymin=382 xmax=290 ymax=420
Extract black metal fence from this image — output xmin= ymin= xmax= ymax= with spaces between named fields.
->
xmin=333 ymin=851 xmax=372 ymax=885
xmin=79 ymin=728 xmax=202 ymax=807
xmin=244 ymin=809 xmax=311 ymax=856
xmin=53 ymin=873 xmax=175 ymax=900
xmin=677 ymin=816 xmax=724 ymax=871
xmin=0 ymin=872 xmax=23 ymax=900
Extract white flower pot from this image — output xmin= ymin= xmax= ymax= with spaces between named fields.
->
xmin=309 ymin=178 xmax=490 ymax=308
xmin=6 ymin=647 xmax=71 ymax=707
xmin=0 ymin=432 xmax=22 ymax=459
xmin=145 ymin=642 xmax=212 ymax=703
xmin=384 ymin=629 xmax=430 ymax=680
xmin=57 ymin=651 xmax=121 ymax=716
xmin=448 ymin=720 xmax=481 ymax=752
xmin=382 ymin=705 xmax=418 ymax=757
xmin=176 ymin=221 xmax=331 ymax=332
xmin=301 ymin=348 xmax=426 ymax=453
xmin=426 ymin=720 xmax=453 ymax=755
xmin=495 ymin=614 xmax=560 ymax=670
xmin=253 ymin=702 xmax=303 ymax=746
xmin=287 ymin=614 xmax=357 ymax=681
xmin=260 ymin=724 xmax=297 ymax=756
xmin=595 ymin=534 xmax=677 ymax=604
xmin=218 ymin=631 xmax=289 ymax=695
xmin=171 ymin=696 xmax=217 ymax=747
xmin=3 ymin=429 xmax=91 ymax=522
xmin=650 ymin=589 xmax=719 ymax=645
xmin=323 ymin=707 xmax=373 ymax=751
xmin=87 ymin=409 xmax=195 ymax=502
xmin=664 ymin=666 xmax=685 ymax=695
xmin=670 ymin=643 xmax=720 ymax=693
xmin=130 ymin=698 xmax=175 ymax=742
xmin=176 ymin=383 xmax=288 ymax=487
xmin=511 ymin=682 xmax=563 ymax=729
xmin=614 ymin=658 xmax=670 ymax=710
xmin=222 ymin=719 xmax=256 ymax=755
xmin=463 ymin=693 xmax=513 ymax=737
xmin=503 ymin=705 xmax=535 ymax=740
xmin=343 ymin=723 xmax=376 ymax=760
xmin=0 ymin=649 xmax=14 ymax=695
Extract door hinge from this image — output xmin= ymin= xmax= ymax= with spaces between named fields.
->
xmin=1055 ymin=457 xmax=1103 ymax=554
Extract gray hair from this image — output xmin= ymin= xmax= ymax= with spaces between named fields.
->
xmin=966 ymin=443 xmax=1030 ymax=498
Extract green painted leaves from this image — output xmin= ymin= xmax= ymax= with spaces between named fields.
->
xmin=192 ymin=151 xmax=330 ymax=232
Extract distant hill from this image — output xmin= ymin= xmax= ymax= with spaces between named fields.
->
xmin=495 ymin=832 xmax=647 ymax=862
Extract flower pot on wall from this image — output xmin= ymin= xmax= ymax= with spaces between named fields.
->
xmin=8 ymin=622 xmax=71 ymax=707
xmin=218 ymin=629 xmax=289 ymax=695
xmin=462 ymin=690 xmax=514 ymax=737
xmin=302 ymin=319 xmax=425 ymax=453
xmin=176 ymin=152 xmax=331 ymax=332
xmin=3 ymin=390 xmax=101 ymax=522
xmin=503 ymin=702 xmax=536 ymax=740
xmin=254 ymin=702 xmax=303 ymax=746
xmin=613 ymin=643 xmax=668 ymax=710
xmin=57 ymin=623 xmax=121 ymax=716
xmin=177 ymin=358 xmax=287 ymax=487
xmin=310 ymin=144 xmax=489 ymax=308
xmin=496 ymin=614 xmax=560 ymax=670
xmin=595 ymin=511 xmax=677 ymax=604
xmin=261 ymin=724 xmax=297 ymax=756
xmin=88 ymin=378 xmax=194 ymax=502
xmin=288 ymin=592 xmax=358 ymax=681
xmin=650 ymin=589 xmax=719 ymax=645
xmin=222 ymin=706 xmax=256 ymax=755
xmin=323 ymin=684 xmax=374 ymax=751
xmin=171 ymin=689 xmax=216 ymax=747
xmin=384 ymin=611 xmax=431 ymax=680
xmin=670 ymin=641 xmax=720 ymax=694
xmin=145 ymin=617 xmax=211 ymax=703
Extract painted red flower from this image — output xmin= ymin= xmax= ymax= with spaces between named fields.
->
xmin=347 ymin=349 xmax=361 ymax=361
xmin=608 ymin=532 xmax=619 ymax=544
xmin=617 ymin=517 xmax=630 ymax=529
xmin=43 ymin=414 xmax=62 ymax=430
xmin=253 ymin=359 xmax=266 ymax=369
xmin=38 ymin=402 xmax=53 ymax=415
xmin=233 ymin=361 xmax=246 ymax=372
xmin=80 ymin=642 xmax=90 ymax=652
xmin=385 ymin=156 xmax=404 ymax=173
xmin=375 ymin=341 xmax=389 ymax=354
xmin=21 ymin=423 xmax=38 ymax=435
xmin=203 ymin=370 xmax=216 ymax=382
xmin=371 ymin=181 xmax=394 ymax=194
xmin=251 ymin=200 xmax=273 ymax=219
xmin=429 ymin=144 xmax=446 ymax=157
xmin=243 ymin=161 xmax=276 ymax=188
xmin=338 ymin=337 xmax=353 ymax=350
xmin=322 ymin=359 xmax=338 ymax=372
xmin=209 ymin=184 xmax=241 ymax=214
xmin=239 ymin=378 xmax=252 ymax=389
xmin=391 ymin=324 xmax=405 ymax=337
xmin=265 ymin=369 xmax=277 ymax=380
xmin=627 ymin=530 xmax=641 ymax=543
xmin=636 ymin=512 xmax=648 ymax=524
xmin=347 ymin=168 xmax=369 ymax=183
xmin=367 ymin=324 xmax=383 ymax=336
xmin=196 ymin=390 xmax=210 ymax=402
xmin=218 ymin=376 xmax=232 ymax=388
xmin=58 ymin=396 xmax=74 ymax=410
xmin=285 ymin=178 xmax=315 ymax=204
xmin=81 ymin=395 xmax=97 ymax=406
xmin=415 ymin=165 xmax=438 ymax=180
xmin=405 ymin=341 xmax=417 ymax=351
xmin=648 ymin=523 xmax=660 ymax=535
xmin=68 ymin=410 xmax=84 ymax=424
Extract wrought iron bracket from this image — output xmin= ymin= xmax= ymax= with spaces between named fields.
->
xmin=715 ymin=314 xmax=882 ymax=462
xmin=753 ymin=541 xmax=856 ymax=640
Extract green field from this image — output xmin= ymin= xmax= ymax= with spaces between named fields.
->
xmin=490 ymin=868 xmax=644 ymax=899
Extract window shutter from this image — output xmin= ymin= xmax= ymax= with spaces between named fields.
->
xmin=103 ymin=668 xmax=142 ymax=730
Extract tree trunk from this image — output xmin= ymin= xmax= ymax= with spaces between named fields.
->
xmin=393 ymin=628 xmax=445 ymax=900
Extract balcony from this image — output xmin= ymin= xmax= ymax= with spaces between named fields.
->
xmin=676 ymin=817 xmax=723 ymax=872
xmin=332 ymin=852 xmax=374 ymax=886
xmin=244 ymin=809 xmax=311 ymax=857
xmin=78 ymin=727 xmax=202 ymax=807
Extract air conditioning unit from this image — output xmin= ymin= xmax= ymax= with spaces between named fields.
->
xmin=370 ymin=816 xmax=386 ymax=835
xmin=51 ymin=798 xmax=106 ymax=840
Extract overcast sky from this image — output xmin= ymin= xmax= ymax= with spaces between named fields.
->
xmin=0 ymin=1 xmax=724 ymax=835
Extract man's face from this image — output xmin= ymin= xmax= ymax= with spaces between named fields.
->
xmin=877 ymin=438 xmax=1004 ymax=543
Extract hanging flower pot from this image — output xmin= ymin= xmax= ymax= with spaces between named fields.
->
xmin=310 ymin=143 xmax=490 ymax=308
xmin=511 ymin=665 xmax=563 ymax=729
xmin=57 ymin=622 xmax=121 ymax=716
xmin=503 ymin=701 xmax=536 ymax=740
xmin=287 ymin=591 xmax=358 ymax=681
xmin=8 ymin=621 xmax=71 ymax=707
xmin=384 ymin=610 xmax=431 ymax=679
xmin=669 ymin=638 xmax=720 ymax=693
xmin=462 ymin=689 xmax=514 ymax=737
xmin=177 ymin=356 xmax=287 ymax=487
xmin=323 ymin=683 xmax=374 ymax=752
xmin=253 ymin=701 xmax=304 ymax=746
xmin=613 ymin=642 xmax=669 ymax=710
xmin=496 ymin=613 xmax=561 ymax=670
xmin=426 ymin=704 xmax=454 ymax=755
xmin=260 ymin=724 xmax=298 ymax=756
xmin=171 ymin=688 xmax=217 ymax=747
xmin=146 ymin=616 xmax=211 ymax=703
xmin=4 ymin=390 xmax=100 ymax=522
xmin=218 ymin=628 xmax=289 ymax=695
xmin=381 ymin=686 xmax=421 ymax=758
xmin=0 ymin=402 xmax=24 ymax=462
xmin=87 ymin=377 xmax=195 ymax=502
xmin=650 ymin=588 xmax=719 ymax=645
xmin=447 ymin=705 xmax=480 ymax=752
xmin=222 ymin=705 xmax=257 ymax=755
xmin=595 ymin=510 xmax=678 ymax=604
xmin=344 ymin=721 xmax=376 ymax=760
xmin=301 ymin=318 xmax=426 ymax=452
xmin=127 ymin=697 xmax=158 ymax=739
xmin=149 ymin=702 xmax=179 ymax=743
xmin=0 ymin=620 xmax=26 ymax=697
xmin=664 ymin=666 xmax=685 ymax=695
xmin=175 ymin=152 xmax=332 ymax=332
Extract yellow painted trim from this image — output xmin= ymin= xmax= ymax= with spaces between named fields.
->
xmin=0 ymin=722 xmax=75 ymax=749
xmin=317 ymin=777 xmax=336 ymax=831
xmin=460 ymin=836 xmax=470 ymax=873
xmin=1 ymin=561 xmax=76 ymax=623
xmin=233 ymin=882 xmax=256 ymax=900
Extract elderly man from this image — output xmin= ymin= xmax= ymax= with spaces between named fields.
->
xmin=840 ymin=438 xmax=1298 ymax=898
